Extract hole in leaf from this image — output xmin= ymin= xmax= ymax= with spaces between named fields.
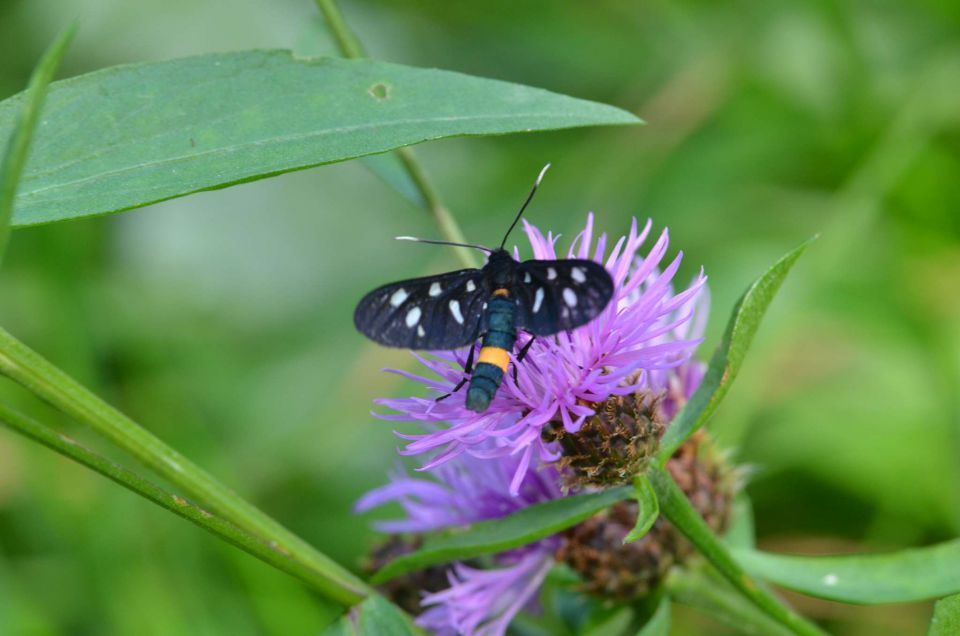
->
xmin=368 ymin=82 xmax=391 ymax=100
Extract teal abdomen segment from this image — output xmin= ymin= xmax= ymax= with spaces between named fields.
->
xmin=466 ymin=363 xmax=504 ymax=412
xmin=465 ymin=295 xmax=516 ymax=412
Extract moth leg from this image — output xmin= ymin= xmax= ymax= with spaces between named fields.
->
xmin=512 ymin=336 xmax=536 ymax=383
xmin=436 ymin=341 xmax=478 ymax=402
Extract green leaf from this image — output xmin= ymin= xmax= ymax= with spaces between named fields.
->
xmin=0 ymin=50 xmax=641 ymax=227
xmin=624 ymin=473 xmax=659 ymax=543
xmin=649 ymin=466 xmax=827 ymax=636
xmin=371 ymin=485 xmax=632 ymax=584
xmin=724 ymin=495 xmax=757 ymax=550
xmin=320 ymin=596 xmax=416 ymax=636
xmin=733 ymin=540 xmax=960 ymax=604
xmin=929 ymin=594 xmax=960 ymax=636
xmin=635 ymin=596 xmax=670 ymax=636
xmin=658 ymin=238 xmax=816 ymax=459
xmin=667 ymin=568 xmax=794 ymax=636
xmin=0 ymin=25 xmax=74 ymax=259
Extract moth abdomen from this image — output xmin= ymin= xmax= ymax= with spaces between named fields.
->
xmin=466 ymin=293 xmax=517 ymax=412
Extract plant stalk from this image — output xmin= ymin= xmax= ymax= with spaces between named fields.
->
xmin=649 ymin=466 xmax=827 ymax=636
xmin=314 ymin=0 xmax=479 ymax=269
xmin=0 ymin=325 xmax=371 ymax=605
xmin=0 ymin=402 xmax=363 ymax=596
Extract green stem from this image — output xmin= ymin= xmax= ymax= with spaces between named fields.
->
xmin=648 ymin=466 xmax=827 ymax=636
xmin=314 ymin=0 xmax=480 ymax=269
xmin=0 ymin=402 xmax=358 ymax=595
xmin=0 ymin=325 xmax=371 ymax=605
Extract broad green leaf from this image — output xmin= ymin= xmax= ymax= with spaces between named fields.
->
xmin=733 ymin=540 xmax=960 ymax=604
xmin=929 ymin=594 xmax=960 ymax=636
xmin=371 ymin=486 xmax=632 ymax=584
xmin=658 ymin=238 xmax=816 ymax=459
xmin=636 ymin=596 xmax=670 ymax=636
xmin=624 ymin=473 xmax=659 ymax=543
xmin=320 ymin=595 xmax=416 ymax=636
xmin=0 ymin=50 xmax=641 ymax=227
xmin=0 ymin=26 xmax=74 ymax=259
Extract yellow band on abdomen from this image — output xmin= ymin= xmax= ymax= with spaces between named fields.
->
xmin=477 ymin=346 xmax=510 ymax=372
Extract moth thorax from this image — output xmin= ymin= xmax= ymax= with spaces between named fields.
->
xmin=363 ymin=536 xmax=449 ymax=616
xmin=542 ymin=391 xmax=665 ymax=488
xmin=555 ymin=431 xmax=735 ymax=601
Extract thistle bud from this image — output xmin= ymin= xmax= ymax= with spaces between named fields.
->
xmin=543 ymin=391 xmax=665 ymax=488
xmin=556 ymin=432 xmax=734 ymax=601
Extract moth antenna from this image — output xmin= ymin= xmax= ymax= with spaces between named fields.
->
xmin=499 ymin=163 xmax=551 ymax=250
xmin=395 ymin=236 xmax=493 ymax=253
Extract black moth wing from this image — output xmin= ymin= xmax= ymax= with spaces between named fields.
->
xmin=513 ymin=259 xmax=614 ymax=336
xmin=354 ymin=268 xmax=487 ymax=349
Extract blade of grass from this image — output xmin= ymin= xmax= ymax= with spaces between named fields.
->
xmin=0 ymin=402 xmax=360 ymax=595
xmin=0 ymin=325 xmax=371 ymax=606
xmin=649 ymin=466 xmax=827 ymax=636
xmin=0 ymin=25 xmax=74 ymax=264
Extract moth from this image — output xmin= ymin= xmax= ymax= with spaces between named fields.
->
xmin=354 ymin=165 xmax=614 ymax=412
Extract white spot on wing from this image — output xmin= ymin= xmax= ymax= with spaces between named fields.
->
xmin=449 ymin=300 xmax=464 ymax=324
xmin=466 ymin=280 xmax=476 ymax=292
xmin=429 ymin=282 xmax=442 ymax=297
xmin=390 ymin=288 xmax=408 ymax=307
xmin=405 ymin=307 xmax=421 ymax=328
xmin=417 ymin=325 xmax=425 ymax=337
xmin=547 ymin=267 xmax=557 ymax=280
xmin=571 ymin=267 xmax=586 ymax=283
xmin=523 ymin=272 xmax=532 ymax=284
xmin=563 ymin=288 xmax=577 ymax=307
xmin=533 ymin=288 xmax=545 ymax=313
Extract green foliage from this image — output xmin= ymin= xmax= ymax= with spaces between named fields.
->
xmin=659 ymin=237 xmax=816 ymax=459
xmin=635 ymin=597 xmax=670 ymax=636
xmin=0 ymin=51 xmax=639 ymax=227
xmin=624 ymin=473 xmax=658 ymax=543
xmin=733 ymin=541 xmax=960 ymax=604
xmin=0 ymin=1 xmax=957 ymax=634
xmin=928 ymin=594 xmax=960 ymax=636
xmin=372 ymin=485 xmax=632 ymax=584
xmin=320 ymin=595 xmax=417 ymax=636
xmin=0 ymin=26 xmax=74 ymax=260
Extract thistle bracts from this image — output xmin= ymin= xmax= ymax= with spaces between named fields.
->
xmin=544 ymin=391 xmax=666 ymax=488
xmin=557 ymin=431 xmax=735 ymax=601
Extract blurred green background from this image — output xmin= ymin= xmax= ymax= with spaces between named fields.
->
xmin=1 ymin=0 xmax=958 ymax=634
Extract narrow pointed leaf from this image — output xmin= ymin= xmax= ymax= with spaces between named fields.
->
xmin=658 ymin=238 xmax=816 ymax=459
xmin=0 ymin=25 xmax=74 ymax=259
xmin=733 ymin=541 xmax=960 ymax=604
xmin=321 ymin=595 xmax=416 ymax=636
xmin=371 ymin=485 xmax=632 ymax=584
xmin=0 ymin=51 xmax=641 ymax=227
xmin=624 ymin=473 xmax=659 ymax=543
xmin=929 ymin=594 xmax=960 ymax=636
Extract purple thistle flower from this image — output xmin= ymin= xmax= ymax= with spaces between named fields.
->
xmin=356 ymin=452 xmax=561 ymax=636
xmin=377 ymin=214 xmax=707 ymax=494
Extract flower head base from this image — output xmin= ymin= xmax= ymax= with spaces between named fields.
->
xmin=378 ymin=214 xmax=707 ymax=493
xmin=557 ymin=431 xmax=736 ymax=601
xmin=543 ymin=390 xmax=665 ymax=488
